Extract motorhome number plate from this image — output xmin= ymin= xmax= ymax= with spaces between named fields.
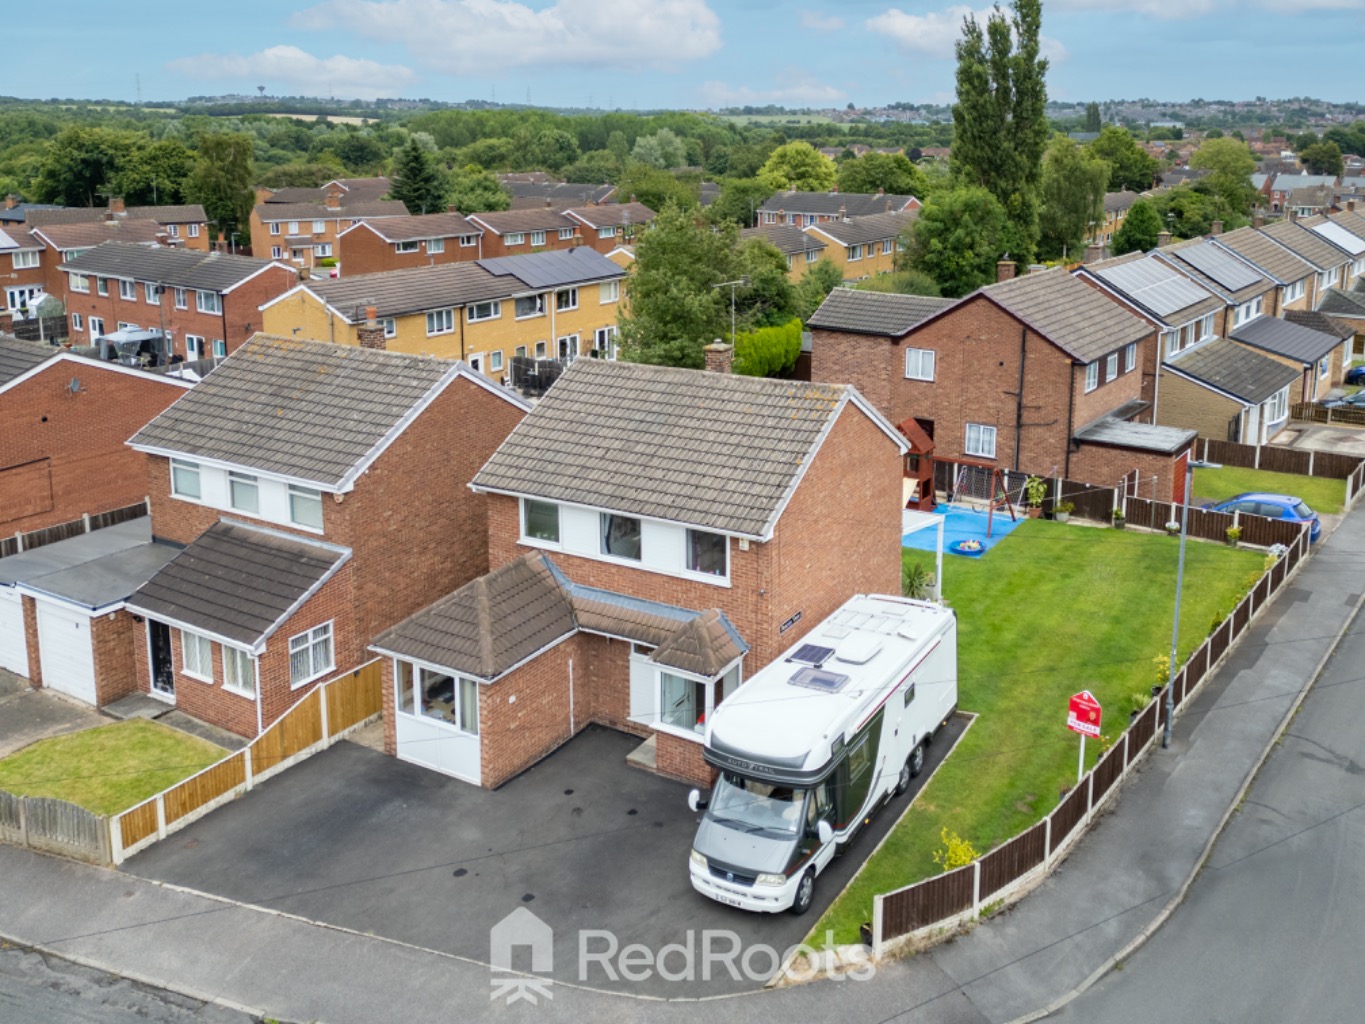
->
xmin=708 ymin=891 xmax=743 ymax=908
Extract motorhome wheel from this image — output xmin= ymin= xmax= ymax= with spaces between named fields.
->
xmin=790 ymin=870 xmax=816 ymax=916
xmin=895 ymin=757 xmax=912 ymax=795
xmin=909 ymin=742 xmax=925 ymax=778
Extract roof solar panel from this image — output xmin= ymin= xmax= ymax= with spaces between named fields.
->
xmin=1176 ymin=242 xmax=1263 ymax=292
xmin=1096 ymin=257 xmax=1212 ymax=318
xmin=1311 ymin=221 xmax=1365 ymax=257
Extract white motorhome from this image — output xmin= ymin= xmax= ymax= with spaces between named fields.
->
xmin=687 ymin=594 xmax=957 ymax=915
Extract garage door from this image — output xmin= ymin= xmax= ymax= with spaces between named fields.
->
xmin=36 ymin=602 xmax=96 ymax=705
xmin=0 ymin=588 xmax=27 ymax=677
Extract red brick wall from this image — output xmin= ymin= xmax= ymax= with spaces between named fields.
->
xmin=337 ymin=226 xmax=482 ymax=277
xmin=467 ymin=224 xmax=581 ymax=259
xmin=21 ymin=596 xmax=41 ymax=688
xmin=1069 ymin=441 xmax=1191 ymax=504
xmin=479 ymin=635 xmax=584 ymax=788
xmin=582 ymin=634 xmax=645 ymax=737
xmin=653 ymin=730 xmax=715 ymax=788
xmin=0 ymin=362 xmax=180 ymax=533
xmin=221 ymin=266 xmax=300 ymax=353
xmin=91 ymin=611 xmax=142 ymax=705
xmin=809 ymin=329 xmax=897 ymax=413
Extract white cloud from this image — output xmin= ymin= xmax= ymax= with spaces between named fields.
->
xmin=700 ymin=70 xmax=847 ymax=108
xmin=867 ymin=6 xmax=1066 ymax=62
xmin=1051 ymin=0 xmax=1362 ymax=17
xmin=799 ymin=9 xmax=845 ymax=31
xmin=168 ymin=45 xmax=416 ymax=98
xmin=293 ymin=0 xmax=721 ymax=73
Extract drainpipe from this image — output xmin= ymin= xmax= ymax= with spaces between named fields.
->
xmin=1014 ymin=326 xmax=1027 ymax=472
xmin=253 ymin=653 xmax=264 ymax=736
xmin=1064 ymin=361 xmax=1076 ymax=479
xmin=459 ymin=306 xmax=466 ymax=361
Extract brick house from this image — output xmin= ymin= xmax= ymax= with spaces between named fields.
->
xmin=0 ymin=226 xmax=46 ymax=318
xmin=1259 ymin=220 xmax=1354 ymax=302
xmin=1213 ymin=226 xmax=1318 ymax=313
xmin=27 ymin=200 xmax=211 ymax=251
xmin=334 ymin=212 xmax=484 ymax=276
xmin=740 ymin=224 xmax=828 ymax=281
xmin=757 ymin=189 xmax=920 ymax=227
xmin=465 ymin=209 xmax=582 ymax=258
xmin=1301 ymin=212 xmax=1365 ymax=291
xmin=248 ymin=186 xmax=408 ymax=268
xmin=810 ymin=269 xmax=1192 ymax=499
xmin=118 ymin=335 xmax=529 ymax=737
xmin=29 ymin=220 xmax=167 ymax=297
xmin=58 ymin=242 xmax=298 ymax=359
xmin=1316 ymin=283 xmax=1365 ymax=360
xmin=1155 ymin=238 xmax=1276 ymax=339
xmin=370 ymin=357 xmax=909 ymax=789
xmin=563 ymin=203 xmax=656 ymax=254
xmin=803 ymin=211 xmax=917 ymax=281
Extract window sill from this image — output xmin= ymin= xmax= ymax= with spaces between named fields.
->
xmin=183 ymin=670 xmax=214 ymax=684
xmin=653 ymin=721 xmax=706 ymax=745
xmin=222 ymin=684 xmax=256 ymax=701
xmin=290 ymin=663 xmax=336 ymax=690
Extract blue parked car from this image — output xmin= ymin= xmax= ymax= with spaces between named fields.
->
xmin=1344 ymin=366 xmax=1365 ymax=386
xmin=1322 ymin=391 xmax=1365 ymax=409
xmin=1203 ymin=492 xmax=1321 ymax=543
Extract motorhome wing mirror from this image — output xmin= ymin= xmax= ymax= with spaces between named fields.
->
xmin=688 ymin=789 xmax=706 ymax=812
xmin=817 ymin=820 xmax=834 ymax=845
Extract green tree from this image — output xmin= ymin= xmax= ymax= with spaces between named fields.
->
xmin=455 ymin=137 xmax=514 ymax=170
xmin=733 ymin=318 xmax=802 ymax=377
xmin=1188 ymin=136 xmax=1257 ymax=214
xmin=795 ymin=258 xmax=844 ymax=320
xmin=561 ymin=149 xmax=621 ymax=184
xmin=854 ymin=269 xmax=942 ymax=297
xmin=112 ymin=138 xmax=194 ymax=205
xmin=32 ymin=124 xmax=141 ymax=206
xmin=735 ymin=237 xmax=799 ymax=329
xmin=1083 ymin=102 xmax=1102 ymax=134
xmin=1111 ymin=197 xmax=1162 ymax=255
xmin=1150 ymin=184 xmax=1245 ymax=240
xmin=615 ymin=162 xmax=698 ymax=212
xmin=708 ymin=177 xmax=775 ymax=227
xmin=330 ymin=132 xmax=388 ymax=173
xmin=529 ymin=129 xmax=580 ymax=173
xmin=1204 ymin=128 xmax=1224 ymax=140
xmin=1088 ymin=126 xmax=1159 ymax=192
xmin=389 ymin=138 xmax=450 ymax=214
xmin=1038 ymin=136 xmax=1110 ymax=262
xmin=447 ymin=164 xmax=509 ymax=215
xmin=835 ymin=152 xmax=928 ymax=197
xmin=631 ymin=129 xmax=686 ymax=169
xmin=950 ymin=0 xmax=1050 ymax=264
xmin=257 ymin=160 xmax=346 ymax=190
xmin=906 ymin=186 xmax=1007 ymax=298
xmin=185 ymin=133 xmax=254 ymax=242
xmin=757 ymin=141 xmax=837 ymax=191
xmin=1299 ymin=140 xmax=1344 ymax=177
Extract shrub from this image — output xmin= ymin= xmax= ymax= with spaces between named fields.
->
xmin=733 ymin=317 xmax=802 ymax=377
xmin=902 ymin=561 xmax=933 ymax=600
xmin=933 ymin=827 xmax=978 ymax=872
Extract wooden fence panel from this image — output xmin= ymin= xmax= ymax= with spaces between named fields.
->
xmin=1256 ymin=446 xmax=1311 ymax=475
xmin=88 ymin=502 xmax=149 ymax=531
xmin=1208 ymin=619 xmax=1231 ymax=665
xmin=1232 ymin=597 xmax=1251 ymax=640
xmin=1050 ymin=782 xmax=1090 ymax=848
xmin=325 ymin=661 xmax=383 ymax=734
xmin=979 ymin=821 xmax=1047 ymax=897
xmin=1311 ymin=452 xmax=1364 ymax=479
xmin=1092 ymin=744 xmax=1124 ymax=803
xmin=1172 ymin=667 xmax=1188 ymax=709
xmin=163 ymin=752 xmax=247 ymax=826
xmin=0 ymin=790 xmax=20 ymax=840
xmin=1060 ymin=479 xmax=1118 ymax=522
xmin=1201 ymin=438 xmax=1259 ymax=469
xmin=1185 ymin=644 xmax=1207 ymax=695
xmin=119 ymin=800 xmax=159 ymax=849
xmin=24 ymin=797 xmax=105 ymax=861
xmin=251 ymin=688 xmax=324 ymax=775
xmin=881 ymin=864 xmax=976 ymax=938
xmin=1128 ymin=699 xmax=1157 ymax=758
xmin=1237 ymin=514 xmax=1303 ymax=549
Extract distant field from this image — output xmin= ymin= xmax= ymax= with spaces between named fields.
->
xmin=717 ymin=113 xmax=843 ymax=127
xmin=259 ymin=113 xmax=373 ymax=125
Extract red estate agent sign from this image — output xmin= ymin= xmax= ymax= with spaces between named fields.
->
xmin=1067 ymin=690 xmax=1102 ymax=738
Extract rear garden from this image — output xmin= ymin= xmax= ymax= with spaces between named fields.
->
xmin=814 ymin=518 xmax=1265 ymax=944
xmin=1194 ymin=465 xmax=1345 ymax=515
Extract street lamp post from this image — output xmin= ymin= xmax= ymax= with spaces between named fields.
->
xmin=1164 ymin=457 xmax=1221 ymax=748
xmin=712 ymin=276 xmax=750 ymax=350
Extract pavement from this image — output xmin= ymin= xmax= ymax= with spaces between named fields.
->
xmin=1275 ymin=422 xmax=1365 ymax=456
xmin=0 ymin=669 xmax=106 ymax=759
xmin=0 ymin=499 xmax=1360 ymax=1023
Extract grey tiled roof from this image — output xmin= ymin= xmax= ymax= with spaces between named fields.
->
xmin=984 ymin=267 xmax=1152 ymax=362
xmin=1283 ymin=309 xmax=1355 ymax=342
xmin=347 ymin=212 xmax=481 ymax=242
xmin=129 ymin=334 xmax=468 ymax=487
xmin=504 ymin=183 xmax=615 ymax=205
xmin=740 ymin=223 xmax=827 ymax=256
xmin=1165 ymin=337 xmax=1300 ymax=404
xmin=254 ymin=200 xmax=408 ymax=222
xmin=1260 ymin=220 xmax=1349 ymax=271
xmin=806 ymin=288 xmax=952 ymax=336
xmin=62 ymin=242 xmax=281 ymax=292
xmin=477 ymin=248 xmax=625 ymax=290
xmin=1230 ymin=315 xmax=1341 ymax=365
xmin=26 ymin=204 xmax=207 ymax=227
xmin=127 ymin=520 xmax=350 ymax=649
xmin=31 ymin=220 xmax=165 ymax=250
xmin=1213 ymin=227 xmax=1314 ymax=285
xmin=301 ymin=262 xmax=513 ymax=320
xmin=564 ymin=203 xmax=655 ymax=229
xmin=1103 ymin=191 xmax=1141 ymax=215
xmin=1074 ymin=417 xmax=1196 ymax=454
xmin=806 ymin=211 xmax=917 ymax=247
xmin=0 ymin=336 xmax=55 ymax=385
xmin=471 ymin=359 xmax=882 ymax=538
xmin=759 ymin=191 xmax=917 ymax=217
xmin=1271 ymin=172 xmax=1338 ymax=193
xmin=468 ymin=208 xmax=578 ymax=235
xmin=1317 ymin=287 xmax=1365 ymax=319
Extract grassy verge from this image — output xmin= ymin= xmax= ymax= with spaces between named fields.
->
xmin=1194 ymin=465 xmax=1345 ymax=515
xmin=813 ymin=520 xmax=1264 ymax=943
xmin=0 ymin=720 xmax=225 ymax=815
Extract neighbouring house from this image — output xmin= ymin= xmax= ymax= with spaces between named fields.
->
xmin=465 ymin=209 xmax=582 ymax=258
xmin=504 ymin=182 xmax=615 ymax=211
xmin=372 ymin=357 xmax=909 ymax=788
xmin=27 ymin=199 xmax=211 ymax=251
xmin=257 ymin=177 xmax=392 ymax=207
xmin=1301 ymin=212 xmax=1365 ymax=290
xmin=335 ymin=212 xmax=485 ymax=276
xmin=0 ymin=227 xmax=46 ymax=317
xmin=1088 ymin=191 xmax=1142 ymax=248
xmin=118 ymin=334 xmax=529 ymax=738
xmin=1259 ymin=219 xmax=1354 ymax=300
xmin=811 ymin=268 xmax=1191 ymax=499
xmin=0 ymin=196 xmax=62 ymax=225
xmin=1213 ymin=226 xmax=1318 ymax=313
xmin=1227 ymin=315 xmax=1350 ymax=405
xmin=563 ymin=203 xmax=656 ymax=253
xmin=1316 ymin=281 xmax=1365 ymax=359
xmin=248 ymin=185 xmax=409 ymax=268
xmin=1155 ymin=237 xmax=1277 ymax=338
xmin=757 ymin=190 xmax=920 ymax=227
xmin=59 ymin=242 xmax=298 ymax=359
xmin=29 ymin=220 xmax=167 ymax=297
xmin=259 ymin=247 xmax=626 ymax=375
xmin=803 ymin=211 xmax=917 ymax=280
xmin=1268 ymin=172 xmax=1338 ymax=213
xmin=740 ymin=224 xmax=828 ymax=280
xmin=1288 ymin=186 xmax=1333 ymax=220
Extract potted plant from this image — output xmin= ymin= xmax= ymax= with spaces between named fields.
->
xmin=1024 ymin=476 xmax=1046 ymax=519
xmin=1054 ymin=500 xmax=1074 ymax=524
xmin=1225 ymin=524 xmax=1241 ymax=547
xmin=1165 ymin=520 xmax=1182 ymax=536
xmin=1111 ymin=507 xmax=1126 ymax=529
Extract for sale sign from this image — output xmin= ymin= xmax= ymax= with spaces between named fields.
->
xmin=1067 ymin=690 xmax=1102 ymax=738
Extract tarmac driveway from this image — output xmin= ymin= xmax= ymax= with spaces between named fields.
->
xmin=123 ymin=720 xmax=965 ymax=998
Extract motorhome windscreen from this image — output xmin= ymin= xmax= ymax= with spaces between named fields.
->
xmin=710 ymin=773 xmax=804 ymax=836
xmin=788 ymin=666 xmax=852 ymax=693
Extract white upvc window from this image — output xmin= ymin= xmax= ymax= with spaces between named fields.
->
xmin=468 ymin=300 xmax=500 ymax=322
xmin=1265 ymin=386 xmax=1289 ymax=424
xmin=1085 ymin=361 xmax=1099 ymax=392
xmin=271 ymin=246 xmax=284 ymax=260
xmin=167 ymin=224 xmax=179 ymax=238
xmin=229 ymin=471 xmax=259 ymax=514
xmin=70 ymin=273 xmax=89 ymax=294
xmin=522 ymin=498 xmax=560 ymax=544
xmin=270 ymin=222 xmax=281 ymax=236
xmin=1105 ymin=352 xmax=1119 ymax=382
xmin=1321 ymin=267 xmax=1340 ymax=289
xmin=848 ymin=244 xmax=863 ymax=261
xmin=145 ymin=283 xmax=162 ymax=304
xmin=288 ymin=622 xmax=334 ymax=687
xmin=599 ymin=226 xmax=616 ymax=239
xmin=460 ymin=234 xmax=477 ymax=247
xmin=196 ymin=290 xmax=221 ymax=314
xmin=212 ymin=339 xmax=226 ymax=358
xmin=1200 ymin=313 xmax=1216 ymax=340
xmin=965 ymin=423 xmax=997 ymax=459
xmin=427 ymin=237 xmax=445 ymax=253
xmin=1163 ymin=330 xmax=1179 ymax=358
xmin=223 ymin=647 xmax=255 ymax=697
xmin=314 ymin=243 xmax=333 ymax=257
xmin=395 ymin=240 xmax=419 ymax=254
xmin=116 ymin=279 xmax=134 ymax=300
xmin=555 ymin=287 xmax=577 ymax=311
xmin=97 ymin=277 xmax=109 ymax=296
xmin=181 ymin=630 xmax=214 ymax=682
xmin=188 ymin=223 xmax=201 ymax=238
xmin=882 ymin=239 xmax=894 ymax=255
xmin=170 ymin=459 xmax=201 ymax=499
xmin=686 ymin=528 xmax=728 ymax=577
xmin=531 ymin=230 xmax=546 ymax=246
xmin=173 ymin=287 xmax=187 ymax=309
xmin=312 ymin=220 xmax=325 ymax=235
xmin=11 ymin=250 xmax=38 ymax=270
xmin=288 ymin=221 xmax=299 ymax=235
xmin=558 ymin=227 xmax=575 ymax=241
xmin=515 ymin=294 xmax=546 ymax=319
xmin=904 ymin=347 xmax=935 ymax=381
xmin=1125 ymin=342 xmax=1136 ymax=372
xmin=1284 ymin=278 xmax=1305 ymax=303
xmin=381 ymin=317 xmax=397 ymax=338
xmin=659 ymin=665 xmax=740 ymax=736
xmin=1320 ymin=355 xmax=1331 ymax=379
xmin=807 ymin=249 xmax=818 ymax=263
xmin=505 ymin=232 xmax=525 ymax=246
xmin=601 ymin=512 xmax=642 ymax=561
xmin=593 ymin=325 xmax=618 ymax=359
xmin=289 ymin=484 xmax=324 ymax=530
xmin=535 ymin=340 xmax=548 ymax=358
xmin=71 ymin=313 xmax=83 ymax=330
xmin=489 ymin=349 xmax=504 ymax=372
xmin=398 ymin=663 xmax=479 ymax=735
xmin=426 ymin=308 xmax=455 ymax=335
xmin=600 ymin=280 xmax=620 ymax=304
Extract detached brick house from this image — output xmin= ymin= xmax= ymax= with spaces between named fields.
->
xmin=119 ymin=335 xmax=529 ymax=738
xmin=371 ymin=358 xmax=909 ymax=788
xmin=59 ymin=242 xmax=298 ymax=359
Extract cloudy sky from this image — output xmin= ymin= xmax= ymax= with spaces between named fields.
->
xmin=26 ymin=0 xmax=1365 ymax=108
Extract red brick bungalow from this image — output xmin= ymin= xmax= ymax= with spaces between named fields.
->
xmin=371 ymin=356 xmax=910 ymax=789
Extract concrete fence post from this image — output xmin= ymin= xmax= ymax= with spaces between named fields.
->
xmin=1308 ymin=450 xmax=1315 ymax=477
xmin=109 ymin=813 xmax=124 ymax=866
xmin=873 ymin=895 xmax=884 ymax=953
xmin=319 ymin=685 xmax=331 ymax=744
xmin=972 ymin=860 xmax=982 ymax=916
xmin=243 ymin=746 xmax=254 ymax=791
xmin=1085 ymin=772 xmax=1095 ymax=825
xmin=14 ymin=531 xmax=22 ymax=553
xmin=1044 ymin=815 xmax=1053 ymax=869
xmin=18 ymin=796 xmax=27 ymax=849
xmin=82 ymin=512 xmax=90 ymax=534
xmin=155 ymin=794 xmax=166 ymax=841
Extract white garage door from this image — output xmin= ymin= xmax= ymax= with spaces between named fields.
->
xmin=0 ymin=588 xmax=28 ymax=677
xmin=37 ymin=602 xmax=96 ymax=705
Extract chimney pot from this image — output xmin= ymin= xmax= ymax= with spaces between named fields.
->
xmin=1210 ymin=219 xmax=1223 ymax=235
xmin=996 ymin=258 xmax=1016 ymax=282
xmin=1157 ymin=230 xmax=1172 ymax=247
xmin=109 ymin=196 xmax=125 ymax=215
xmin=703 ymin=340 xmax=734 ymax=374
xmin=1084 ymin=243 xmax=1104 ymax=265
xmin=358 ymin=305 xmax=386 ymax=349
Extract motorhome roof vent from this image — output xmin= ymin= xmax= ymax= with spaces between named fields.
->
xmin=788 ymin=666 xmax=852 ymax=693
xmin=835 ymin=634 xmax=882 ymax=665
xmin=822 ymin=625 xmax=852 ymax=639
xmin=896 ymin=624 xmax=919 ymax=642
xmin=787 ymin=643 xmax=836 ymax=668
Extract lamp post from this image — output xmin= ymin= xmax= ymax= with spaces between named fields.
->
xmin=712 ymin=276 xmax=750 ymax=350
xmin=1163 ymin=457 xmax=1222 ymax=748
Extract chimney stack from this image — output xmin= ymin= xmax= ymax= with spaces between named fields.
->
xmin=324 ymin=184 xmax=343 ymax=210
xmin=1084 ymin=242 xmax=1104 ymax=265
xmin=5 ymin=194 xmax=18 ymax=210
xmin=1210 ymin=219 xmax=1223 ymax=236
xmin=357 ymin=305 xmax=386 ymax=349
xmin=1157 ymin=230 xmax=1172 ymax=248
xmin=839 ymin=203 xmax=847 ymax=222
xmin=109 ymin=196 xmax=125 ymax=216
xmin=703 ymin=340 xmax=734 ymax=374
xmin=996 ymin=258 xmax=1016 ymax=282
xmin=1349 ymin=199 xmax=1357 ymax=213
xmin=1253 ymin=207 xmax=1266 ymax=228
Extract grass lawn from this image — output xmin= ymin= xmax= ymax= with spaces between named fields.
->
xmin=1194 ymin=465 xmax=1345 ymax=515
xmin=0 ymin=720 xmax=225 ymax=816
xmin=813 ymin=520 xmax=1264 ymax=944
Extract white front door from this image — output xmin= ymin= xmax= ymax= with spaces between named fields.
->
xmin=36 ymin=602 xmax=96 ymax=704
xmin=0 ymin=588 xmax=28 ymax=677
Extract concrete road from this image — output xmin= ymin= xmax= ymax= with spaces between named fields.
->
xmin=1049 ymin=606 xmax=1365 ymax=1023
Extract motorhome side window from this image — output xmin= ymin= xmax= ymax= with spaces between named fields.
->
xmin=848 ymin=737 xmax=872 ymax=781
xmin=903 ymin=683 xmax=916 ymax=706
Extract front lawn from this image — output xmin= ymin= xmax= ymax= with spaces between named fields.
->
xmin=1194 ymin=465 xmax=1345 ymax=515
xmin=813 ymin=520 xmax=1264 ymax=944
xmin=0 ymin=720 xmax=225 ymax=815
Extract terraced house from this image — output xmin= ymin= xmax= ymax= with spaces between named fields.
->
xmin=248 ymin=184 xmax=408 ymax=269
xmin=757 ymin=189 xmax=920 ymax=227
xmin=804 ymin=211 xmax=916 ymax=280
xmin=465 ymin=208 xmax=582 ymax=258
xmin=259 ymin=247 xmax=626 ymax=376
xmin=740 ymin=224 xmax=828 ymax=281
xmin=372 ymin=358 xmax=909 ymax=789
xmin=334 ymin=212 xmax=484 ymax=276
xmin=27 ymin=200 xmax=211 ymax=251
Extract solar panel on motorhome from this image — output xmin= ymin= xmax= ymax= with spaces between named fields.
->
xmin=786 ymin=643 xmax=835 ymax=667
xmin=1095 ymin=258 xmax=1212 ymax=318
xmin=1175 ymin=242 xmax=1263 ymax=292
